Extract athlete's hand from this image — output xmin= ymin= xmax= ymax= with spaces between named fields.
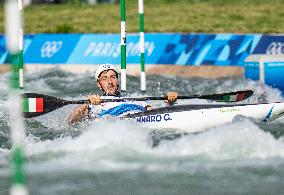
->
xmin=88 ymin=94 xmax=101 ymax=105
xmin=165 ymin=92 xmax=178 ymax=106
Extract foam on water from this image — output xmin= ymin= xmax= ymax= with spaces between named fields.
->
xmin=1 ymin=70 xmax=284 ymax=168
xmin=2 ymin=118 xmax=279 ymax=175
xmin=156 ymin=119 xmax=284 ymax=160
xmin=0 ymin=73 xmax=9 ymax=99
xmin=16 ymin=120 xmax=151 ymax=173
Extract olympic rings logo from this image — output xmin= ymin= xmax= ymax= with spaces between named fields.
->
xmin=41 ymin=41 xmax=62 ymax=58
xmin=266 ymin=42 xmax=284 ymax=55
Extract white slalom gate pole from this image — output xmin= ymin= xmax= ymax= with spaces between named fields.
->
xmin=5 ymin=0 xmax=28 ymax=194
xmin=18 ymin=0 xmax=24 ymax=89
xmin=138 ymin=0 xmax=146 ymax=91
xmin=120 ymin=0 xmax=127 ymax=91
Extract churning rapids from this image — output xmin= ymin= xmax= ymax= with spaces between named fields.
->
xmin=0 ymin=68 xmax=284 ymax=195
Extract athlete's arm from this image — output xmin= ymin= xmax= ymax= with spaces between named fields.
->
xmin=68 ymin=104 xmax=89 ymax=125
xmin=68 ymin=94 xmax=101 ymax=125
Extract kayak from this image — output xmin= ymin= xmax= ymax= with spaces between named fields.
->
xmin=21 ymin=91 xmax=284 ymax=133
xmin=124 ymin=102 xmax=284 ymax=133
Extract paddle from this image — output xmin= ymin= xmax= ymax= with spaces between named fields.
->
xmin=22 ymin=90 xmax=253 ymax=118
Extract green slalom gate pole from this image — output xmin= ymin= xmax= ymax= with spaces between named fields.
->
xmin=18 ymin=0 xmax=24 ymax=89
xmin=138 ymin=0 xmax=146 ymax=91
xmin=120 ymin=0 xmax=127 ymax=91
xmin=5 ymin=0 xmax=28 ymax=194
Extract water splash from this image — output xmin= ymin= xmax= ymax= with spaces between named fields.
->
xmin=1 ymin=69 xmax=284 ymax=194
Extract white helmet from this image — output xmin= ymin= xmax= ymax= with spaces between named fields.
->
xmin=95 ymin=64 xmax=118 ymax=81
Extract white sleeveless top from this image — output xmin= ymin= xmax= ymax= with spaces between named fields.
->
xmin=88 ymin=96 xmax=148 ymax=119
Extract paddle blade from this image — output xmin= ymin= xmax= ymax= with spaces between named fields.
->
xmin=22 ymin=93 xmax=67 ymax=118
xmin=202 ymin=90 xmax=253 ymax=102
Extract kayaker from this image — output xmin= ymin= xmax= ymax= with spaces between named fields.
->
xmin=68 ymin=64 xmax=178 ymax=124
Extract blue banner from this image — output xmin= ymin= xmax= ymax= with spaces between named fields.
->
xmin=24 ymin=34 xmax=81 ymax=64
xmin=253 ymin=35 xmax=284 ymax=55
xmin=0 ymin=35 xmax=34 ymax=64
xmin=157 ymin=34 xmax=262 ymax=66
xmin=1 ymin=33 xmax=284 ymax=66
xmin=1 ymin=33 xmax=284 ymax=93
xmin=67 ymin=33 xmax=171 ymax=64
xmin=0 ymin=35 xmax=7 ymax=64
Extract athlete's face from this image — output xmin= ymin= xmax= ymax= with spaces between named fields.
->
xmin=97 ymin=70 xmax=119 ymax=95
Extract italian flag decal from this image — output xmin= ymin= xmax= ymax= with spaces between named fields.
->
xmin=23 ymin=98 xmax=44 ymax=112
xmin=223 ymin=92 xmax=245 ymax=101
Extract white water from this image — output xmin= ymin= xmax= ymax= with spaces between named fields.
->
xmin=0 ymin=118 xmax=275 ymax=176
xmin=1 ymin=70 xmax=284 ymax=194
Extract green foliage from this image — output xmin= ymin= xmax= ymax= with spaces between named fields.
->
xmin=0 ymin=0 xmax=283 ymax=34
xmin=64 ymin=0 xmax=82 ymax=4
xmin=55 ymin=23 xmax=75 ymax=33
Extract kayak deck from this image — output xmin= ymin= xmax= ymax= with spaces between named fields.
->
xmin=124 ymin=102 xmax=282 ymax=118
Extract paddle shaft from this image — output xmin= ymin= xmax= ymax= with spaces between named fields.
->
xmin=64 ymin=90 xmax=253 ymax=105
xmin=65 ymin=96 xmax=180 ymax=105
xmin=22 ymin=90 xmax=253 ymax=118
